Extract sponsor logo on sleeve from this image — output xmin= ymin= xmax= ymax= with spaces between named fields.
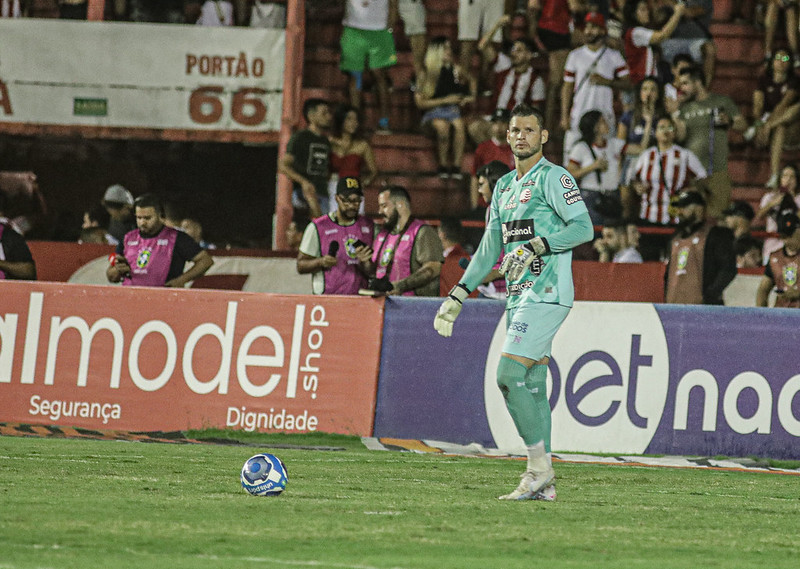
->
xmin=560 ymin=174 xmax=576 ymax=189
xmin=563 ymin=189 xmax=582 ymax=205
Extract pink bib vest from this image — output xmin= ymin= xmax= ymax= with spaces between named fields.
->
xmin=372 ymin=218 xmax=424 ymax=297
xmin=314 ymin=214 xmax=374 ymax=294
xmin=122 ymin=226 xmax=179 ymax=286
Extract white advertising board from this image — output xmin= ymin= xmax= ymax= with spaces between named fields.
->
xmin=0 ymin=19 xmax=284 ymax=140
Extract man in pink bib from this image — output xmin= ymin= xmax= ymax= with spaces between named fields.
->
xmin=106 ymin=194 xmax=213 ymax=287
xmin=297 ymin=176 xmax=375 ymax=295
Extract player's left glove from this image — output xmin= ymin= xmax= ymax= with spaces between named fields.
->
xmin=499 ymin=237 xmax=548 ymax=281
xmin=433 ymin=284 xmax=470 ymax=338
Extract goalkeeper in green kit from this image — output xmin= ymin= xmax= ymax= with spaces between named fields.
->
xmin=434 ymin=104 xmax=593 ymax=501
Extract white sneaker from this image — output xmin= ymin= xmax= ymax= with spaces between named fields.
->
xmin=498 ymin=469 xmax=555 ymax=500
xmin=533 ymin=484 xmax=557 ymax=502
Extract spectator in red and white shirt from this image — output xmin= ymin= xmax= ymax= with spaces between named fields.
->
xmin=470 ymin=108 xmax=514 ymax=212
xmin=632 ymin=115 xmax=706 ymax=226
xmin=469 ymin=37 xmax=546 ymax=145
xmin=561 ymin=12 xmax=631 ymax=163
xmin=622 ymin=0 xmax=686 ymax=85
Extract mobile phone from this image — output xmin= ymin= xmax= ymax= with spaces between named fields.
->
xmin=353 ymin=239 xmax=368 ymax=249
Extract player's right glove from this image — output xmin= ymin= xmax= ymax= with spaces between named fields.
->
xmin=499 ymin=236 xmax=547 ymax=281
xmin=433 ymin=283 xmax=470 ymax=338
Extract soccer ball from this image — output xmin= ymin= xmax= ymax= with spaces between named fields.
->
xmin=241 ymin=453 xmax=288 ymax=496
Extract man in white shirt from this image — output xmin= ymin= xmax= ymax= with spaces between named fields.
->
xmin=560 ymin=12 xmax=631 ymax=163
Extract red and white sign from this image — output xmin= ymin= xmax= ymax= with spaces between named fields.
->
xmin=0 ymin=282 xmax=384 ymax=435
xmin=0 ymin=19 xmax=284 ymax=142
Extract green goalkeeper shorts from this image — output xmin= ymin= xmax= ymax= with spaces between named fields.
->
xmin=503 ymin=302 xmax=570 ymax=361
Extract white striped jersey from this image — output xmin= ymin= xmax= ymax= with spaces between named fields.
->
xmin=633 ymin=144 xmax=707 ymax=225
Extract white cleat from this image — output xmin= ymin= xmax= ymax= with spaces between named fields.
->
xmin=532 ymin=484 xmax=557 ymax=502
xmin=498 ymin=469 xmax=555 ymax=500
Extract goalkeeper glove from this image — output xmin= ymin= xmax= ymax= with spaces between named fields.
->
xmin=499 ymin=236 xmax=548 ymax=281
xmin=433 ymin=283 xmax=470 ymax=337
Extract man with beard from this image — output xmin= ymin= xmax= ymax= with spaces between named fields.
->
xmin=433 ymin=104 xmax=594 ymax=501
xmin=367 ymin=185 xmax=443 ymax=296
xmin=106 ymin=194 xmax=213 ymax=287
xmin=296 ymin=176 xmax=375 ymax=295
xmin=665 ymin=190 xmax=736 ymax=305
xmin=560 ymin=11 xmax=631 ymax=163
xmin=757 ymin=212 xmax=800 ymax=308
xmin=673 ymin=65 xmax=747 ymax=218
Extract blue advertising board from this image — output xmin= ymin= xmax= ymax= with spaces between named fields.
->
xmin=374 ymin=298 xmax=800 ymax=460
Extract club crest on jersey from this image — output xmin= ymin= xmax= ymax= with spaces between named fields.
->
xmin=136 ymin=249 xmax=152 ymax=268
xmin=560 ymin=174 xmax=576 ymax=189
xmin=676 ymin=247 xmax=690 ymax=274
xmin=520 ymin=188 xmax=532 ymax=203
xmin=783 ymin=264 xmax=798 ymax=287
xmin=380 ymin=246 xmax=394 ymax=267
xmin=345 ymin=237 xmax=362 ymax=257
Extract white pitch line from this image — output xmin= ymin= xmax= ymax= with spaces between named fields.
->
xmin=198 ymin=555 xmax=408 ymax=569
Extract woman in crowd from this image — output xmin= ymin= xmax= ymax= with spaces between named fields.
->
xmin=621 ymin=0 xmax=685 ymax=86
xmin=617 ymin=76 xmax=665 ymax=219
xmin=747 ymin=48 xmax=800 ymax=189
xmin=755 ymin=163 xmax=800 ymax=261
xmin=414 ymin=36 xmax=476 ymax=180
xmin=763 ymin=0 xmax=800 ymax=69
xmin=328 ymin=104 xmax=378 ymax=212
xmin=567 ymin=110 xmax=625 ymax=225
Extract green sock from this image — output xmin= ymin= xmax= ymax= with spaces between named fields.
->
xmin=496 ymin=357 xmax=541 ymax=446
xmin=525 ymin=363 xmax=552 ymax=453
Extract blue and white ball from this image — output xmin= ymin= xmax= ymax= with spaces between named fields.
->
xmin=241 ymin=453 xmax=288 ymax=496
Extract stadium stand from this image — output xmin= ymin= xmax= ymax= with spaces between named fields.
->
xmin=303 ymin=0 xmax=791 ymax=230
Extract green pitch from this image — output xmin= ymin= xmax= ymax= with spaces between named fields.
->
xmin=1 ymin=431 xmax=799 ymax=569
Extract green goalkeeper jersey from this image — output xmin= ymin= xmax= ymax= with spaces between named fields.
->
xmin=461 ymin=156 xmax=593 ymax=310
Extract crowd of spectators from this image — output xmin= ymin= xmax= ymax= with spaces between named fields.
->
xmin=284 ymin=0 xmax=800 ymax=307
xmin=4 ymin=0 xmax=800 ymax=307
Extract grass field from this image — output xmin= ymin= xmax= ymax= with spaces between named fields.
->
xmin=1 ymin=431 xmax=799 ymax=569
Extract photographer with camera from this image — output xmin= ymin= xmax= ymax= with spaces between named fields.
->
xmin=365 ymin=186 xmax=443 ymax=296
xmin=296 ymin=176 xmax=375 ymax=295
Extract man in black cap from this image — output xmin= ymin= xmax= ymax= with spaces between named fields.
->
xmin=102 ymin=184 xmax=136 ymax=244
xmin=756 ymin=212 xmax=800 ymax=308
xmin=722 ymin=200 xmax=762 ymax=267
xmin=296 ymin=176 xmax=374 ymax=295
xmin=665 ymin=190 xmax=737 ymax=304
xmin=722 ymin=200 xmax=755 ymax=240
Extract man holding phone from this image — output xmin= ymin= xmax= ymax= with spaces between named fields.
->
xmin=296 ymin=176 xmax=375 ymax=294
